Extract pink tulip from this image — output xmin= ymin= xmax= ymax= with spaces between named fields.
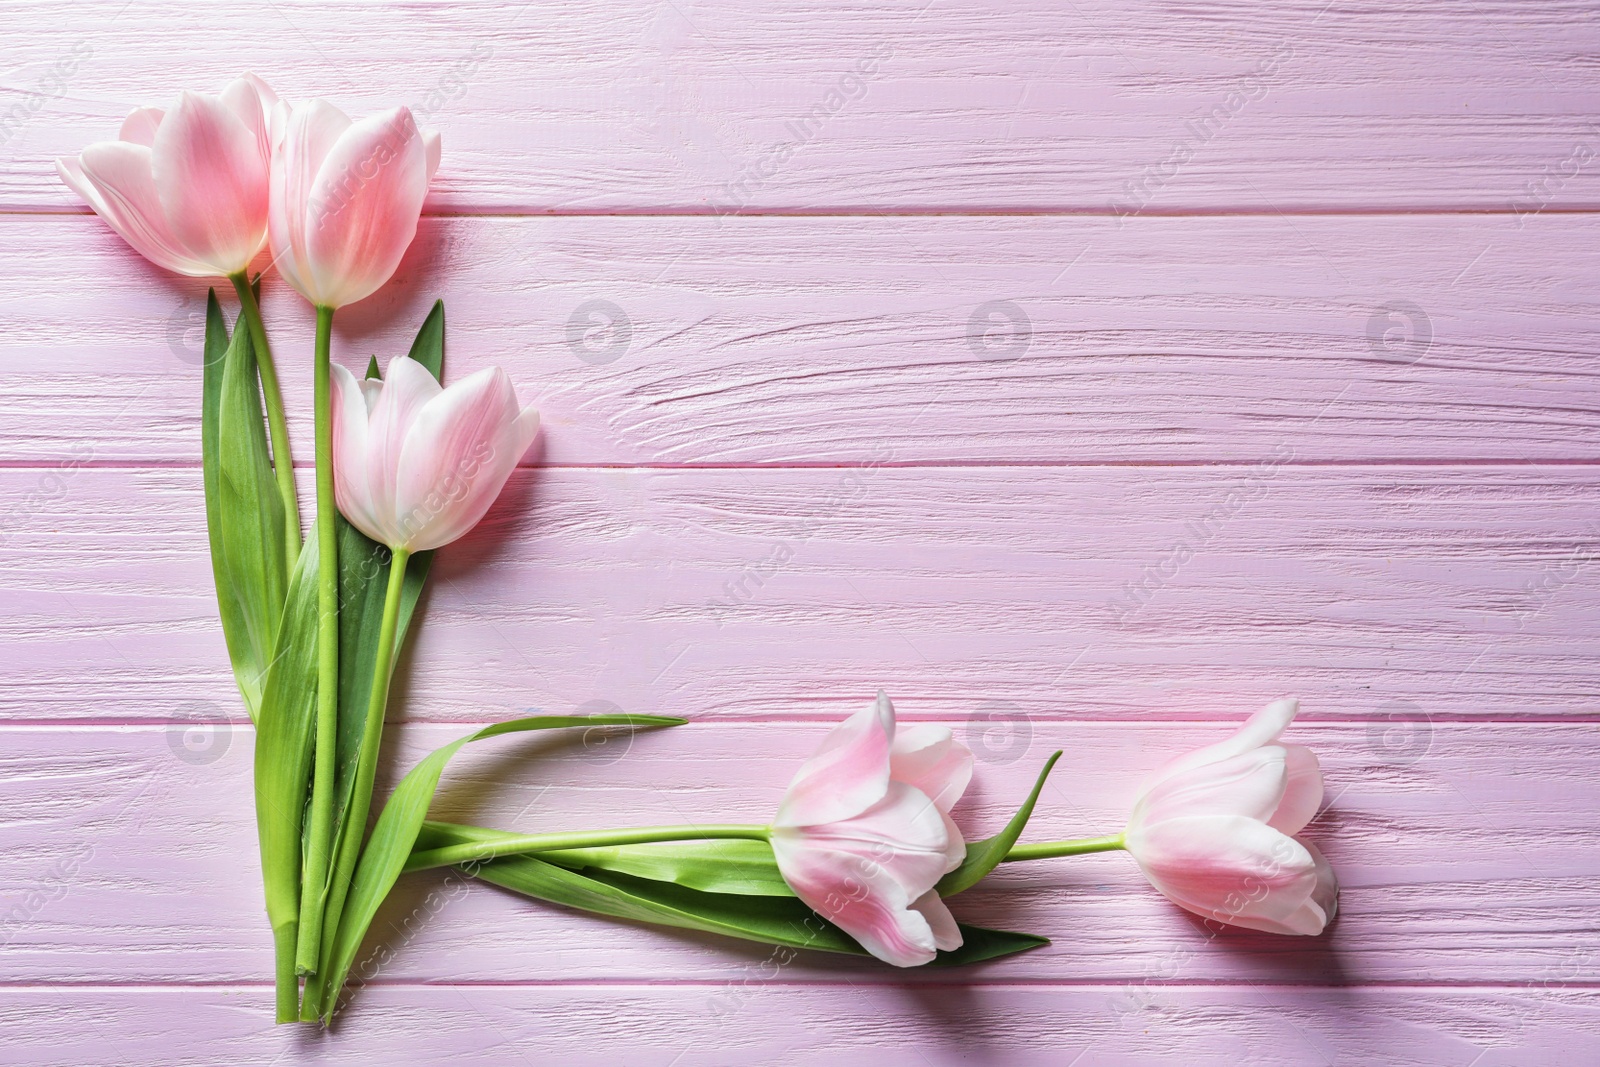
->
xmin=268 ymin=99 xmax=440 ymax=309
xmin=330 ymin=356 xmax=539 ymax=552
xmin=770 ymin=693 xmax=973 ymax=967
xmin=1123 ymin=698 xmax=1338 ymax=935
xmin=56 ymin=74 xmax=277 ymax=276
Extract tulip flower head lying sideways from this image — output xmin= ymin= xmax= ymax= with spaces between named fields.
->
xmin=1122 ymin=698 xmax=1338 ymax=935
xmin=332 ymin=355 xmax=539 ymax=552
xmin=770 ymin=693 xmax=972 ymax=967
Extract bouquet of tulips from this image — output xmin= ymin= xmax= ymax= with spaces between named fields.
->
xmin=60 ymin=75 xmax=1338 ymax=1024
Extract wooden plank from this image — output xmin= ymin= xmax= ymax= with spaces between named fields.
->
xmin=1 ymin=721 xmax=1596 ymax=985
xmin=6 ymin=1 xmax=1600 ymax=214
xmin=5 ymin=464 xmax=1598 ymax=725
xmin=4 ymin=984 xmax=1596 ymax=1066
xmin=4 ymin=213 xmax=1600 ymax=465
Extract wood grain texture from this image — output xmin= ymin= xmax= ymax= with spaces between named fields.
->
xmin=3 ymin=465 xmax=1598 ymax=725
xmin=5 ymin=0 xmax=1600 ymax=1057
xmin=4 ymin=213 xmax=1600 ymax=466
xmin=5 ymin=1 xmax=1600 ymax=214
xmin=2 ymin=721 xmax=1597 ymax=986
xmin=6 ymin=985 xmax=1596 ymax=1067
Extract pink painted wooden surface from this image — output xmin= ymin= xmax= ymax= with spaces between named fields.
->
xmin=4 ymin=2 xmax=1600 ymax=1065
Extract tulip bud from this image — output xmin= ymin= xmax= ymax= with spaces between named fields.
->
xmin=268 ymin=100 xmax=440 ymax=309
xmin=1122 ymin=698 xmax=1338 ymax=935
xmin=331 ymin=356 xmax=538 ymax=552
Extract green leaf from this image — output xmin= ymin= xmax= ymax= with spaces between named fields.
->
xmin=210 ymin=310 xmax=288 ymax=719
xmin=937 ymin=750 xmax=1062 ymax=897
xmin=253 ymin=536 xmax=322 ymax=942
xmin=470 ymin=854 xmax=1048 ymax=966
xmin=405 ymin=299 xmax=445 ymax=378
xmin=316 ymin=713 xmax=684 ymax=1019
xmin=413 ymin=821 xmax=793 ymax=896
xmin=364 ymin=355 xmax=381 ymax=380
xmin=536 ymin=838 xmax=794 ymax=897
xmin=199 ymin=294 xmax=262 ymax=719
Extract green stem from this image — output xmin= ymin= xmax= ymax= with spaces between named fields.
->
xmin=404 ymin=823 xmax=772 ymax=873
xmin=307 ymin=547 xmax=411 ymax=1020
xmin=228 ymin=272 xmax=300 ymax=559
xmin=1002 ymin=833 xmax=1126 ymax=862
xmin=295 ymin=306 xmax=339 ymax=976
xmin=271 ymin=922 xmax=299 ymax=1023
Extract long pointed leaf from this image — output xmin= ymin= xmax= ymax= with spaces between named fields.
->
xmin=199 ymin=297 xmax=261 ymax=719
xmin=212 ymin=313 xmax=288 ymax=718
xmin=318 ymin=713 xmax=684 ymax=1019
xmin=319 ymin=523 xmax=432 ymax=877
xmin=417 ymin=821 xmax=793 ymax=897
xmin=405 ymin=299 xmax=444 ymax=378
xmin=471 ymin=854 xmax=1048 ymax=966
xmin=253 ymin=536 xmax=322 ymax=972
xmin=937 ymin=750 xmax=1062 ymax=896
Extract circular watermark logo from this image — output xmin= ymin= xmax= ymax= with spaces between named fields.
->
xmin=166 ymin=700 xmax=232 ymax=765
xmin=166 ymin=300 xmax=207 ymax=366
xmin=1365 ymin=300 xmax=1432 ymax=364
xmin=963 ymin=699 xmax=1034 ymax=765
xmin=566 ymin=299 xmax=633 ymax=366
xmin=575 ymin=698 xmax=639 ymax=765
xmin=966 ymin=300 xmax=1033 ymax=361
xmin=1365 ymin=699 xmax=1432 ymax=767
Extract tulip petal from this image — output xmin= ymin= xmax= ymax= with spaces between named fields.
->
xmin=221 ymin=74 xmax=277 ymax=161
xmin=118 ymin=107 xmax=164 ymax=147
xmin=1244 ymin=841 xmax=1336 ymax=936
xmin=1128 ymin=815 xmax=1321 ymax=933
xmin=771 ymin=782 xmax=958 ymax=968
xmin=1132 ymin=746 xmax=1289 ymax=827
xmin=785 ymin=782 xmax=957 ymax=888
xmin=358 ymin=377 xmax=383 ymax=414
xmin=269 ymin=98 xmax=352 ymax=304
xmin=152 ymin=90 xmax=269 ymax=273
xmin=771 ymin=832 xmax=939 ymax=967
xmin=368 ymin=355 xmax=444 ymax=548
xmin=1146 ymin=697 xmax=1300 ymax=787
xmin=331 ymin=363 xmax=391 ymax=546
xmin=1268 ymin=744 xmax=1324 ymax=836
xmin=910 ymin=889 xmax=963 ymax=952
xmin=890 ymin=724 xmax=973 ymax=814
xmin=303 ymin=106 xmax=429 ymax=308
xmin=422 ymin=127 xmax=441 ymax=181
xmin=391 ymin=365 xmax=522 ymax=551
xmin=71 ymin=143 xmax=212 ymax=275
xmin=1304 ymin=840 xmax=1339 ymax=925
xmin=774 ymin=693 xmax=895 ymax=828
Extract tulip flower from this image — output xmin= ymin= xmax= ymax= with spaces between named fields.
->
xmin=330 ymin=356 xmax=540 ymax=552
xmin=768 ymin=692 xmax=972 ymax=967
xmin=297 ymin=353 xmax=538 ymax=1003
xmin=56 ymin=73 xmax=300 ymax=561
xmin=57 ymin=74 xmax=276 ymax=278
xmin=281 ymin=98 xmax=440 ymax=984
xmin=1121 ymin=698 xmax=1338 ymax=935
xmin=268 ymin=99 xmax=440 ymax=311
